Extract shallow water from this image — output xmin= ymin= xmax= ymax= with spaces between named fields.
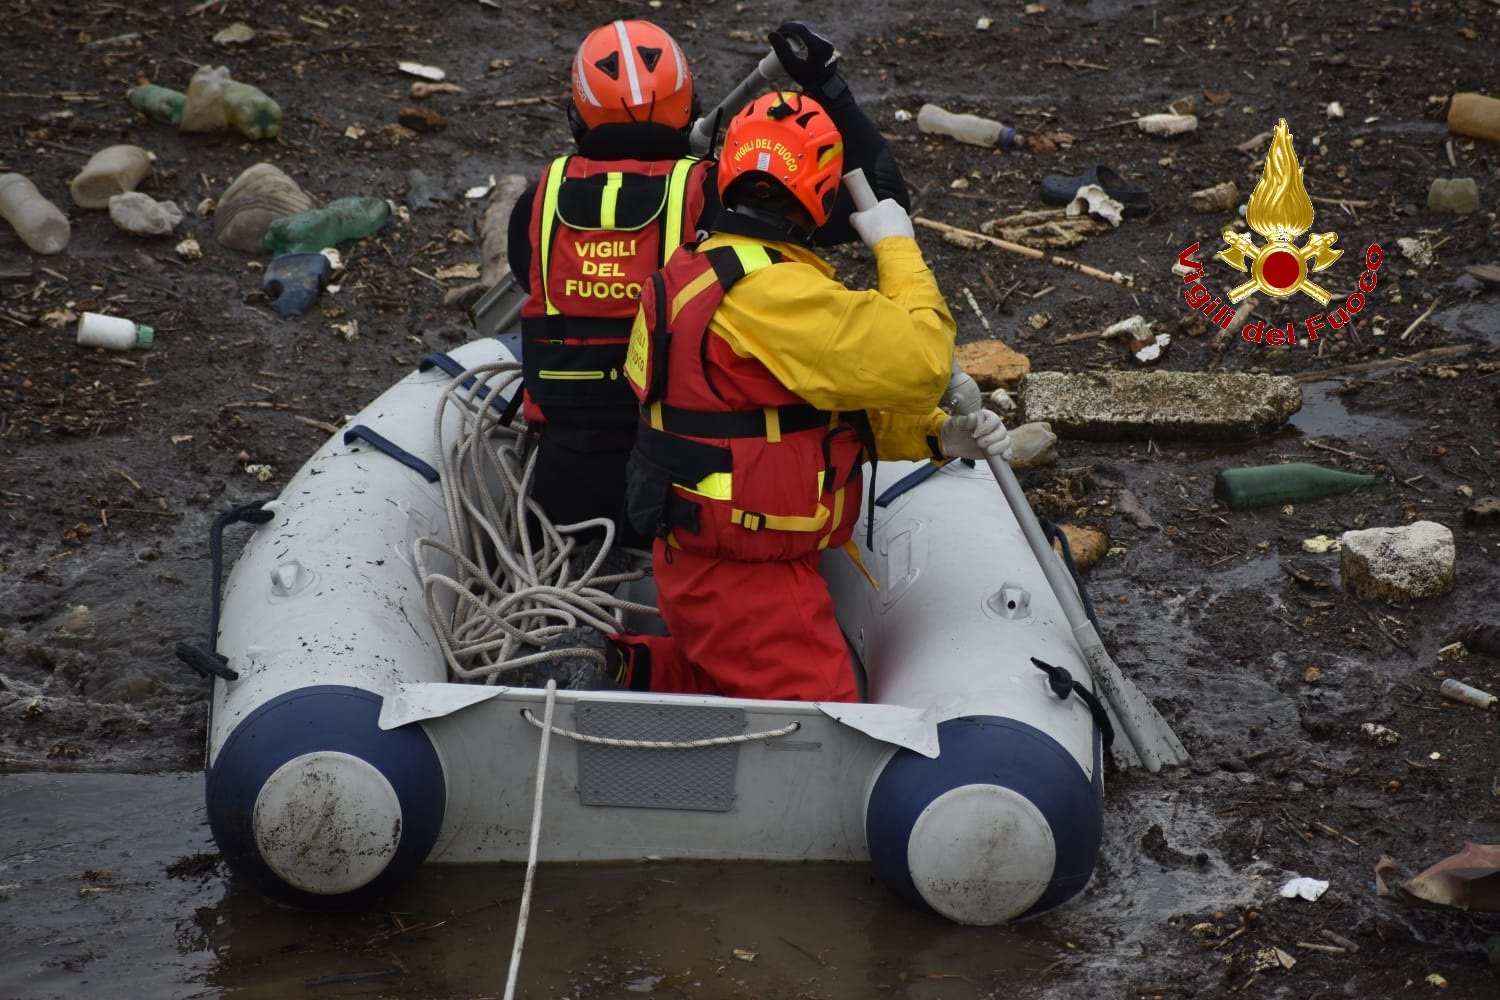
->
xmin=1 ymin=771 xmax=1073 ymax=1000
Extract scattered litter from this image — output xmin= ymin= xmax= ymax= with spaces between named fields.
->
xmin=1398 ymin=236 xmax=1437 ymax=267
xmin=435 ymin=263 xmax=481 ymax=281
xmin=1326 ymin=101 xmax=1344 ymax=120
xmin=1428 ymin=177 xmax=1479 ymax=215
xmin=1436 ymin=641 xmax=1467 ymax=661
xmin=1426 ymin=973 xmax=1449 ymax=989
xmin=732 ymin=948 xmax=758 ymax=963
xmin=213 ymin=22 xmax=254 ymax=46
xmin=1439 ymin=678 xmax=1495 ymax=710
xmin=1360 ymin=722 xmax=1400 ymax=747
xmin=1280 ymin=876 xmax=1330 ymax=901
xmin=1376 ymin=843 xmax=1500 ymax=912
xmin=465 ymin=176 xmax=497 ymax=199
xmin=1189 ymin=180 xmax=1239 ymax=213
xmin=1100 ymin=314 xmax=1169 ymax=363
xmin=410 ymin=81 xmax=462 ymax=100
xmin=244 ymin=463 xmax=275 ymax=482
xmin=397 ymin=61 xmax=446 ymax=81
xmin=175 ymin=237 xmax=202 ymax=260
xmin=108 ymin=191 xmax=183 ymax=235
xmin=976 ymin=16 xmax=993 ymax=29
xmin=1137 ymin=112 xmax=1197 ymax=137
xmin=1066 ymin=184 xmax=1124 ymax=226
xmin=917 ymin=103 xmax=1021 ymax=150
xmin=1448 ymin=92 xmax=1500 ymax=144
xmin=893 ymin=108 xmax=912 ymax=123
xmin=1301 ymin=534 xmax=1340 ymax=553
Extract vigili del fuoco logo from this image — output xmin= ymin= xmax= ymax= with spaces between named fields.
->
xmin=1177 ymin=118 xmax=1383 ymax=348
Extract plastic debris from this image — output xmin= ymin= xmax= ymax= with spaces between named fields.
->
xmin=1439 ymin=678 xmax=1496 ymax=710
xmin=398 ymin=61 xmax=446 ymax=81
xmin=1376 ymin=843 xmax=1500 ymax=911
xmin=108 ymin=192 xmax=183 ymax=235
xmin=1137 ymin=112 xmax=1198 ymax=137
xmin=1301 ymin=534 xmax=1340 ymax=553
xmin=1279 ymin=876 xmax=1330 ymax=901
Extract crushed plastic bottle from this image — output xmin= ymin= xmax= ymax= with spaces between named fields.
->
xmin=70 ymin=144 xmax=153 ymax=209
xmin=263 ymin=197 xmax=391 ymax=254
xmin=1428 ymin=178 xmax=1479 ymax=216
xmin=1448 ymin=92 xmax=1500 ymax=144
xmin=108 ymin=192 xmax=183 ymax=236
xmin=128 ymin=84 xmax=187 ymax=126
xmin=180 ymin=65 xmax=232 ymax=133
xmin=223 ymin=81 xmax=282 ymax=140
xmin=214 ymin=162 xmax=319 ymax=253
xmin=0 ymin=172 xmax=70 ymax=254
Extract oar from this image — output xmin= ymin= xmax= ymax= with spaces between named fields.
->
xmin=844 ymin=168 xmax=1189 ymax=772
xmin=688 ymin=51 xmax=785 ymax=155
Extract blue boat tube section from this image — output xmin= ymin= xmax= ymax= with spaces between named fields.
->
xmin=205 ymin=685 xmax=446 ymax=904
xmin=866 ymin=715 xmax=1104 ymax=924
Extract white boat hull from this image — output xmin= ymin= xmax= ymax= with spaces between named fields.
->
xmin=202 ymin=336 xmax=1106 ymax=925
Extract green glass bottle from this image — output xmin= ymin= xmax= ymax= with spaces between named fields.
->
xmin=263 ymin=197 xmax=391 ymax=254
xmin=1214 ymin=462 xmax=1377 ymax=510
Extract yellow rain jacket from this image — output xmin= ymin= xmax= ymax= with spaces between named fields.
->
xmin=700 ymin=231 xmax=956 ymax=461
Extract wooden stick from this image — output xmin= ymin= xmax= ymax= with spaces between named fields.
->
xmin=913 ymin=216 xmax=1134 ymax=288
xmin=1398 ymin=299 xmax=1440 ymax=342
xmin=1291 ymin=344 xmax=1471 ymax=383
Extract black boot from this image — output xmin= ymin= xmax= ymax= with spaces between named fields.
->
xmin=526 ymin=626 xmax=624 ymax=690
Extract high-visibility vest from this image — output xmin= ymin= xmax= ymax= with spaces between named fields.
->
xmin=520 ymin=154 xmax=710 ymax=427
xmin=623 ymin=242 xmax=871 ymax=561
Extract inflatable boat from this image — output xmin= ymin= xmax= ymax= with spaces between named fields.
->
xmin=186 ymin=334 xmax=1183 ymax=926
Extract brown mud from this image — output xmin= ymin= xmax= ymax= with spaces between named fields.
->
xmin=2 ymin=1 xmax=1498 ymax=997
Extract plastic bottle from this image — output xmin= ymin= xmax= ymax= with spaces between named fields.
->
xmin=1213 ymin=462 xmax=1377 ymax=510
xmin=263 ymin=251 xmax=332 ymax=314
xmin=916 ymin=103 xmax=1020 ymax=150
xmin=128 ymin=84 xmax=186 ymax=126
xmin=1439 ymin=678 xmax=1496 ymax=710
xmin=180 ymin=65 xmax=232 ymax=133
xmin=0 ymin=172 xmax=71 ymax=254
xmin=1447 ymin=92 xmax=1500 ymax=144
xmin=77 ymin=311 xmax=154 ymax=350
xmin=1427 ymin=178 xmax=1479 ymax=215
xmin=70 ymin=144 xmax=154 ymax=209
xmin=223 ymin=81 xmax=282 ymax=140
xmin=263 ymin=197 xmax=391 ymax=254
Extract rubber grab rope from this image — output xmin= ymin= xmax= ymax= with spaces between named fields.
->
xmin=873 ymin=458 xmax=975 ymax=508
xmin=520 ymin=709 xmax=800 ymax=749
xmin=174 ymin=500 xmax=276 ymax=682
xmin=1037 ymin=514 xmax=1102 ymax=636
xmin=1030 ymin=656 xmax=1115 ymax=750
xmin=418 ymin=351 xmax=517 ymax=420
xmin=342 ymin=425 xmax=441 ymax=483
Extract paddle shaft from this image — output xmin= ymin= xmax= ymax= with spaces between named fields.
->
xmin=689 ymin=51 xmax=784 ymax=155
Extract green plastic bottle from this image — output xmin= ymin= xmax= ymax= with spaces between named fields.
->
xmin=128 ymin=84 xmax=187 ymax=126
xmin=263 ymin=197 xmax=391 ymax=254
xmin=1214 ymin=462 xmax=1378 ymax=510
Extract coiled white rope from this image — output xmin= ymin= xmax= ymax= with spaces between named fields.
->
xmin=503 ymin=678 xmax=556 ymax=1000
xmin=520 ymin=709 xmax=800 ymax=748
xmin=412 ymin=360 xmax=663 ymax=684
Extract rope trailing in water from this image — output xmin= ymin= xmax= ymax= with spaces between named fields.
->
xmin=520 ymin=709 xmax=801 ymax=748
xmin=412 ymin=360 xmax=661 ymax=683
xmin=503 ymin=679 xmax=557 ymax=1000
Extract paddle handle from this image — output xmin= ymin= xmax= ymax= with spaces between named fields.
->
xmin=689 ymin=51 xmax=784 ymax=155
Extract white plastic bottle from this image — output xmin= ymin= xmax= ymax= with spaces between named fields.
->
xmin=916 ymin=103 xmax=1020 ymax=150
xmin=77 ymin=312 xmax=155 ymax=351
xmin=0 ymin=172 xmax=71 ymax=254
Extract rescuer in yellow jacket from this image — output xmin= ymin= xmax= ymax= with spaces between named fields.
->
xmin=592 ymin=89 xmax=1014 ymax=701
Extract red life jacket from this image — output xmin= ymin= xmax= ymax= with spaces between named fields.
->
xmin=520 ymin=154 xmax=710 ymax=429
xmin=623 ymin=242 xmax=871 ymax=562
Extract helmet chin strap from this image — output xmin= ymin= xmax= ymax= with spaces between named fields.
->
xmin=727 ymin=201 xmax=814 ymax=243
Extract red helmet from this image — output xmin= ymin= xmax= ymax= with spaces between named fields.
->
xmin=718 ymin=91 xmax=845 ymax=227
xmin=571 ymin=20 xmax=694 ymax=130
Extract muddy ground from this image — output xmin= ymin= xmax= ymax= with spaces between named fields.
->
xmin=2 ymin=0 xmax=1498 ymax=997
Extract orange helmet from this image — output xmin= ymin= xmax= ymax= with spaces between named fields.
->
xmin=571 ymin=20 xmax=694 ymax=130
xmin=718 ymin=91 xmax=845 ymax=227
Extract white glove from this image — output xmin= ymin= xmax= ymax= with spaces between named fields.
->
xmin=849 ymin=198 xmax=914 ymax=248
xmin=940 ymin=410 xmax=1014 ymax=462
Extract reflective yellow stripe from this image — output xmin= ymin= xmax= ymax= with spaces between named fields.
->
xmin=599 ymin=172 xmax=623 ymax=229
xmin=538 ymin=370 xmax=605 ymax=380
xmin=537 ymin=156 xmax=570 ymax=317
xmin=732 ymin=243 xmax=775 ymax=273
xmin=731 ymin=505 xmax=831 ymax=534
xmin=681 ymin=471 xmax=733 ymax=501
xmin=647 ymin=401 xmax=665 ymax=431
xmin=670 ymin=268 xmax=720 ymax=323
xmin=764 ymin=407 xmax=781 ymax=443
xmin=819 ymin=487 xmax=846 ymax=550
xmin=662 ymin=158 xmax=696 ymax=258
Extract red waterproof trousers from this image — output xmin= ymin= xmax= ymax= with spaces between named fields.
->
xmin=616 ymin=540 xmax=859 ymax=703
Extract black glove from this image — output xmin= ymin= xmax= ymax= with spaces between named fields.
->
xmin=768 ymin=21 xmax=846 ymax=100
